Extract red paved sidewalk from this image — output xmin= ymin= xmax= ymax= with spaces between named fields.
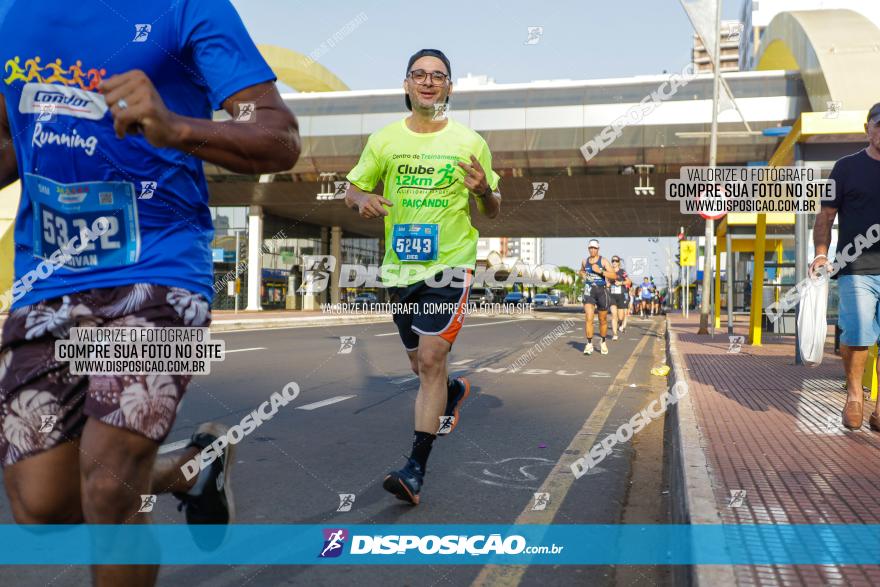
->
xmin=670 ymin=314 xmax=880 ymax=587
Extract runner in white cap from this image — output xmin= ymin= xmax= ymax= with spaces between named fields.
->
xmin=579 ymin=239 xmax=616 ymax=355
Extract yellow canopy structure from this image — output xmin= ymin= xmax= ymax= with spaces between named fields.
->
xmin=257 ymin=44 xmax=349 ymax=93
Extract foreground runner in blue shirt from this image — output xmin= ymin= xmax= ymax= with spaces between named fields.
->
xmin=0 ymin=1 xmax=300 ymax=584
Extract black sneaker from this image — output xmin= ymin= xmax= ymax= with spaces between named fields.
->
xmin=174 ymin=423 xmax=236 ymax=545
xmin=382 ymin=458 xmax=424 ymax=505
xmin=439 ymin=377 xmax=470 ymax=436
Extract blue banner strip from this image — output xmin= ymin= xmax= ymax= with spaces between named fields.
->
xmin=1 ymin=524 xmax=879 ymax=565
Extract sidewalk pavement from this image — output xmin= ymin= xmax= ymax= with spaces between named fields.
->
xmin=667 ymin=313 xmax=880 ymax=587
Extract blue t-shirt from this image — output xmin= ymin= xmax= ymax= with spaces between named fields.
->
xmin=1 ymin=0 xmax=276 ymax=308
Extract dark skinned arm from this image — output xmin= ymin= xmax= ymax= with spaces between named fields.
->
xmin=0 ymin=94 xmax=19 ymax=191
xmin=101 ymin=71 xmax=300 ymax=174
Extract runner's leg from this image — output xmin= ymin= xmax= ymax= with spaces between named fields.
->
xmin=414 ymin=335 xmax=451 ymax=435
xmin=4 ymin=441 xmax=84 ymax=524
xmin=80 ymin=419 xmax=161 ymax=587
xmin=598 ymin=288 xmax=609 ymax=339
xmin=610 ymin=303 xmax=619 ymax=336
xmin=584 ymin=303 xmax=595 ymax=341
xmin=150 ymin=447 xmax=201 ymax=494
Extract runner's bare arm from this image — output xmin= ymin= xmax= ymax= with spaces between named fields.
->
xmin=810 ymin=205 xmax=836 ymax=275
xmin=101 ymin=71 xmax=300 ymax=174
xmin=601 ymin=257 xmax=617 ymax=281
xmin=459 ymin=155 xmax=500 ymax=218
xmin=344 ymin=184 xmax=392 ymax=219
xmin=0 ymin=94 xmax=19 ymax=191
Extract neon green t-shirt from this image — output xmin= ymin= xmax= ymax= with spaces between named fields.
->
xmin=346 ymin=118 xmax=500 ymax=287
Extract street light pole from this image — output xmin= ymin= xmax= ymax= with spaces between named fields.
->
xmin=698 ymin=0 xmax=722 ymax=334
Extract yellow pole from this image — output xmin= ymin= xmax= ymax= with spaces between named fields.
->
xmin=774 ymin=240 xmax=784 ymax=304
xmin=714 ymin=236 xmax=722 ymax=329
xmin=749 ymin=213 xmax=767 ymax=346
xmin=863 ymin=345 xmax=878 ymax=401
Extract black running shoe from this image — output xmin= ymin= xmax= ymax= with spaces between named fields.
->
xmin=383 ymin=458 xmax=424 ymax=505
xmin=439 ymin=377 xmax=470 ymax=436
xmin=174 ymin=423 xmax=236 ymax=546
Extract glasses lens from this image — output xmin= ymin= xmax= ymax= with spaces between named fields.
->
xmin=409 ymin=69 xmax=427 ymax=83
xmin=430 ymin=71 xmax=448 ymax=84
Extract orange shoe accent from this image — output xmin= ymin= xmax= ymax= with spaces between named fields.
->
xmin=384 ymin=474 xmax=420 ymax=505
xmin=446 ymin=377 xmax=471 ymax=434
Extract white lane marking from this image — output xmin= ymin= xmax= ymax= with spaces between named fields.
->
xmin=590 ymin=372 xmax=612 ymax=378
xmin=450 ymin=359 xmax=475 ymax=365
xmin=471 ymin=321 xmax=659 ymax=587
xmin=225 ymin=347 xmax=266 ymax=354
xmin=375 ymin=318 xmax=527 ymax=336
xmin=157 ymin=439 xmax=190 ymax=455
xmin=296 ymin=395 xmax=356 ymax=411
xmin=391 ymin=375 xmax=419 ymax=384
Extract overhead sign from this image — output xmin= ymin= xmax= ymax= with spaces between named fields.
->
xmin=680 ymin=240 xmax=697 ymax=267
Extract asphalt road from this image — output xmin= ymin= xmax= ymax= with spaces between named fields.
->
xmin=0 ymin=309 xmax=670 ymax=587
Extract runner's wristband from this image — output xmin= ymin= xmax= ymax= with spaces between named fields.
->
xmin=812 ymin=254 xmax=828 ymax=262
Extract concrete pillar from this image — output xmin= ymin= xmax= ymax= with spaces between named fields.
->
xmin=330 ymin=226 xmax=343 ymax=305
xmin=320 ymin=226 xmax=330 ymax=305
xmin=246 ymin=205 xmax=263 ymax=311
xmin=794 ymin=153 xmax=811 ymax=363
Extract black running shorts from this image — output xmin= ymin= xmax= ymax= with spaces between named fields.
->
xmin=581 ymin=285 xmax=610 ymax=311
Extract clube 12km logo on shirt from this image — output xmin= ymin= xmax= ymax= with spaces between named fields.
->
xmin=318 ymin=528 xmax=536 ymax=558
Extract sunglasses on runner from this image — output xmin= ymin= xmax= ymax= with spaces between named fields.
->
xmin=408 ymin=69 xmax=449 ymax=85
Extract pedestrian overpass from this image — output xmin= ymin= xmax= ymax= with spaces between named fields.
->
xmin=206 ymin=68 xmax=805 ymax=240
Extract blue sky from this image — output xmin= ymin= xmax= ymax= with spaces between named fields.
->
xmin=231 ymin=0 xmax=746 ymax=88
xmin=231 ymin=0 xmax=745 ymax=278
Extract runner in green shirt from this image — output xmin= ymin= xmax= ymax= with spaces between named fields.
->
xmin=345 ymin=49 xmax=501 ymax=505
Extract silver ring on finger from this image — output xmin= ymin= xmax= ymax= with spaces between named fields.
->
xmin=118 ymin=98 xmax=129 ymax=110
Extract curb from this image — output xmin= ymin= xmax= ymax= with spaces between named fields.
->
xmin=665 ymin=317 xmax=737 ymax=587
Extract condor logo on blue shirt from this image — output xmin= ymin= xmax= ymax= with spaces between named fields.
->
xmin=19 ymin=83 xmax=108 ymax=121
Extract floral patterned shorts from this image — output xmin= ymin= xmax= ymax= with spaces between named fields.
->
xmin=0 ymin=284 xmax=211 ymax=467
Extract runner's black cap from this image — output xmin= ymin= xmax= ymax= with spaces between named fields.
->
xmin=868 ymin=102 xmax=880 ymax=124
xmin=405 ymin=49 xmax=451 ymax=111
